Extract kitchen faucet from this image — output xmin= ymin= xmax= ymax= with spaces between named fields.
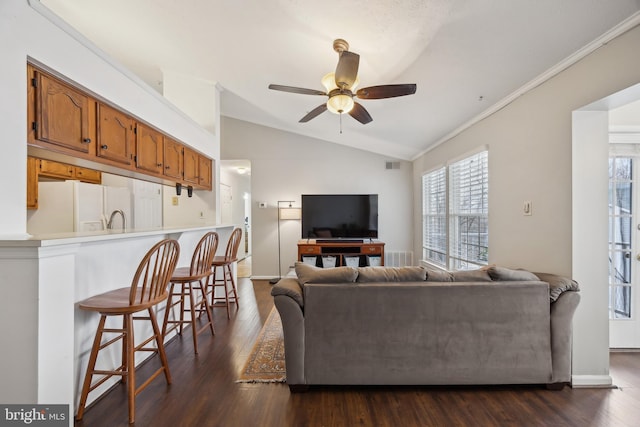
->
xmin=107 ymin=209 xmax=126 ymax=231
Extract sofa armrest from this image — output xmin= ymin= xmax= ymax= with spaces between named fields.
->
xmin=273 ymin=293 xmax=305 ymax=386
xmin=534 ymin=272 xmax=580 ymax=302
xmin=550 ymin=290 xmax=580 ymax=383
xmin=271 ymin=278 xmax=304 ymax=308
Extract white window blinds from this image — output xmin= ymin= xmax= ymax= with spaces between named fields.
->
xmin=421 ymin=150 xmax=489 ymax=270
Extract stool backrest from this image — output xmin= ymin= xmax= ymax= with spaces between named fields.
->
xmin=190 ymin=231 xmax=219 ymax=276
xmin=130 ymin=239 xmax=180 ymax=306
xmin=223 ymin=228 xmax=243 ymax=262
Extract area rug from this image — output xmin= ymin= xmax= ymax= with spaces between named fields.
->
xmin=237 ymin=307 xmax=286 ymax=383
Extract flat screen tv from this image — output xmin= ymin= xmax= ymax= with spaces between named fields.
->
xmin=301 ymin=194 xmax=378 ymax=240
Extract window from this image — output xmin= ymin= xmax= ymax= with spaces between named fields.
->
xmin=608 ymin=156 xmax=632 ymax=319
xmin=422 ymin=150 xmax=488 ymax=270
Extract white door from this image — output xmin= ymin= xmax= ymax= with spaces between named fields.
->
xmin=220 ymin=183 xmax=232 ymax=224
xmin=609 ymin=154 xmax=640 ymax=347
xmin=131 ymin=180 xmax=162 ymax=229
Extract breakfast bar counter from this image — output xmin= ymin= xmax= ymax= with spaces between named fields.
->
xmin=0 ymin=224 xmax=237 ymax=424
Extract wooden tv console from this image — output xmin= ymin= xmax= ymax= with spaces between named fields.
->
xmin=297 ymin=239 xmax=385 ymax=267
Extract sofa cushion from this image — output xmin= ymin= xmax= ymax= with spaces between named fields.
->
xmin=487 ymin=266 xmax=540 ymax=281
xmin=451 ymin=269 xmax=492 ymax=282
xmin=294 ymin=262 xmax=358 ymax=285
xmin=533 ymin=272 xmax=581 ymax=302
xmin=356 ymin=266 xmax=427 ymax=282
xmin=425 ymin=269 xmax=454 ymax=282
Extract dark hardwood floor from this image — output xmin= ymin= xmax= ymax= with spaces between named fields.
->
xmin=75 ymin=277 xmax=640 ymax=427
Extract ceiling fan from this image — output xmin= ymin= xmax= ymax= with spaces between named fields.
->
xmin=268 ymin=39 xmax=417 ymax=125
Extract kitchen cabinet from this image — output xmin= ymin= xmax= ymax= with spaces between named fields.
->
xmin=39 ymin=158 xmax=74 ymax=179
xmin=198 ymin=156 xmax=213 ymax=190
xmin=183 ymin=146 xmax=199 ymax=185
xmin=96 ymin=103 xmax=133 ymax=166
xmin=135 ymin=123 xmax=164 ymax=175
xmin=27 ymin=63 xmax=214 ymax=193
xmin=37 ymin=159 xmax=101 ymax=184
xmin=163 ymin=137 xmax=184 ymax=180
xmin=28 ymin=157 xmax=102 ymax=209
xmin=73 ymin=166 xmax=102 ymax=184
xmin=27 ymin=157 xmax=38 ymax=209
xmin=30 ymin=67 xmax=94 ymax=154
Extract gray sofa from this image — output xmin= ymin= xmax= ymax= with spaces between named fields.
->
xmin=271 ymin=263 xmax=580 ymax=392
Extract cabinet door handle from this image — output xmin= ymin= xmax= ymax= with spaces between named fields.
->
xmin=101 ymin=144 xmax=108 ymax=149
xmin=165 ymin=165 xmax=170 ymax=169
xmin=82 ymin=138 xmax=91 ymax=144
xmin=157 ymin=163 xmax=162 ymax=167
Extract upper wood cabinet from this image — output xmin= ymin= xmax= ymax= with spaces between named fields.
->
xmin=27 ymin=64 xmax=214 ymax=192
xmin=74 ymin=166 xmax=102 ymax=183
xmin=96 ymin=103 xmax=133 ymax=166
xmin=183 ymin=146 xmax=199 ymax=185
xmin=135 ymin=123 xmax=164 ymax=175
xmin=198 ymin=156 xmax=213 ymax=190
xmin=37 ymin=158 xmax=101 ymax=184
xmin=31 ymin=68 xmax=94 ymax=154
xmin=163 ymin=137 xmax=184 ymax=180
xmin=27 ymin=157 xmax=102 ymax=209
xmin=39 ymin=158 xmax=74 ymax=179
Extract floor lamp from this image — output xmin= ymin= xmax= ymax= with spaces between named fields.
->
xmin=270 ymin=200 xmax=301 ymax=284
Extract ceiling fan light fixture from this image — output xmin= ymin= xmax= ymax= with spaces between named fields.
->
xmin=327 ymin=93 xmax=354 ymax=114
xmin=321 ymin=72 xmax=338 ymax=92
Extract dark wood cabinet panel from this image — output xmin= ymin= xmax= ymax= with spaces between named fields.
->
xmin=39 ymin=158 xmax=74 ymax=179
xmin=97 ymin=103 xmax=133 ymax=166
xmin=198 ymin=155 xmax=213 ymax=190
xmin=183 ymin=146 xmax=199 ymax=185
xmin=135 ymin=123 xmax=163 ymax=175
xmin=34 ymin=70 xmax=92 ymax=154
xmin=163 ymin=137 xmax=184 ymax=180
xmin=27 ymin=157 xmax=38 ymax=210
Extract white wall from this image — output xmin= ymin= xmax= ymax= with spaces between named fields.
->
xmin=412 ymin=23 xmax=640 ymax=383
xmin=221 ymin=117 xmax=413 ymax=278
xmin=0 ymin=0 xmax=217 ymax=237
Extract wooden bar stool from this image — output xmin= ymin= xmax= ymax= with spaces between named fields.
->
xmin=76 ymin=239 xmax=180 ymax=424
xmin=162 ymin=231 xmax=218 ymax=353
xmin=208 ymin=227 xmax=243 ymax=319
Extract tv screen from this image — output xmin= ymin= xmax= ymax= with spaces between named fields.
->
xmin=301 ymin=194 xmax=378 ymax=240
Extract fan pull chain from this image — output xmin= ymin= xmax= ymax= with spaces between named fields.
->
xmin=339 ymin=113 xmax=343 ymax=134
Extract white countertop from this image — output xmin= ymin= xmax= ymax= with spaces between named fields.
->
xmin=0 ymin=223 xmax=237 ymax=247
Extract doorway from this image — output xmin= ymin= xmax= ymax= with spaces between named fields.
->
xmin=220 ymin=159 xmax=252 ymax=265
xmin=609 ymin=111 xmax=640 ymax=348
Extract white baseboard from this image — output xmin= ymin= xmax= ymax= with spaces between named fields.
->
xmin=251 ymin=275 xmax=276 ymax=280
xmin=571 ymin=374 xmax=614 ymax=388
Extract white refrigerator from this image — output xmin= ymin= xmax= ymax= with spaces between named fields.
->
xmin=28 ymin=181 xmax=132 ymax=234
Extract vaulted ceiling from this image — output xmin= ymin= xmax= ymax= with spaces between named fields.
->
xmin=40 ymin=0 xmax=640 ymax=160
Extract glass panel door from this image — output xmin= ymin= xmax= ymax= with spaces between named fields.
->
xmin=609 ymin=156 xmax=640 ymax=347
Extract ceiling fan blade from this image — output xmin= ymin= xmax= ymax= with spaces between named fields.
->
xmin=335 ymin=51 xmax=360 ymax=89
xmin=299 ymin=104 xmax=328 ymax=123
xmin=356 ymin=84 xmax=417 ymax=99
xmin=269 ymin=84 xmax=326 ymax=96
xmin=349 ymin=102 xmax=372 ymax=124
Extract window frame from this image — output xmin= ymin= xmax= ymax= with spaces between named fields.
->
xmin=421 ymin=149 xmax=489 ymax=271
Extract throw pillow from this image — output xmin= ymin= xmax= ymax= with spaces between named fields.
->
xmin=356 ymin=266 xmax=427 ymax=282
xmin=486 ymin=266 xmax=540 ymax=281
xmin=533 ymin=272 xmax=581 ymax=302
xmin=294 ymin=262 xmax=358 ymax=285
